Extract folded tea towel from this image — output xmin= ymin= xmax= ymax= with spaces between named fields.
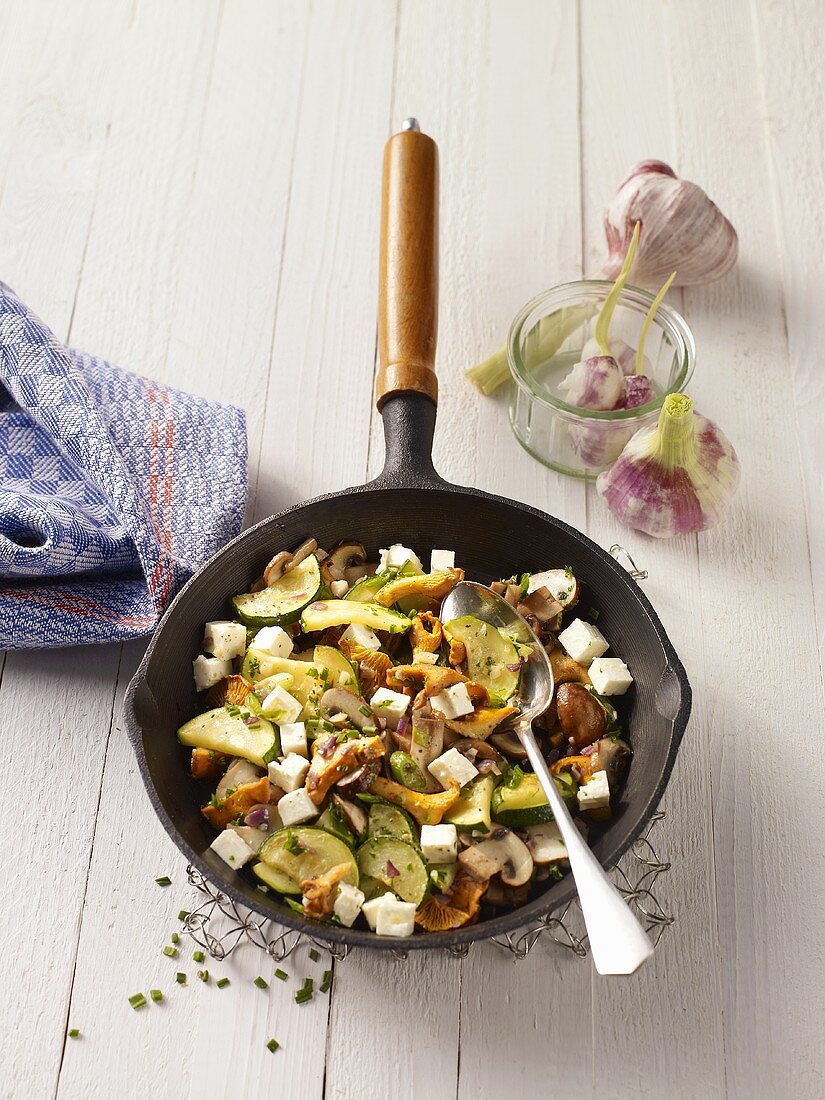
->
xmin=0 ymin=282 xmax=247 ymax=649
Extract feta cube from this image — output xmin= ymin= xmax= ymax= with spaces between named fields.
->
xmin=576 ymin=769 xmax=611 ymax=812
xmin=268 ymin=752 xmax=309 ymax=793
xmin=276 ymin=786 xmax=318 ymax=827
xmin=203 ymin=621 xmax=247 ymax=660
xmin=252 ymin=625 xmax=294 ymax=659
xmin=209 ymin=828 xmax=256 ymax=869
xmin=193 ymin=655 xmax=232 ymax=691
xmin=340 ymin=623 xmax=381 ymax=651
xmin=420 ymin=823 xmax=458 ymax=864
xmin=278 ymin=721 xmax=308 ymax=758
xmin=333 ymin=882 xmax=366 ymax=928
xmin=588 ymin=657 xmax=633 ymax=696
xmin=412 ymin=648 xmax=439 ymax=666
xmin=428 ymin=747 xmax=479 ymax=790
xmin=260 ymin=683 xmax=302 ymax=724
xmin=375 ymin=895 xmax=417 ymax=938
xmin=338 ymin=669 xmax=357 ymax=688
xmin=557 ymin=618 xmax=609 ymax=666
xmin=329 ymin=579 xmax=349 ymax=598
xmin=369 ymin=687 xmax=410 ymax=729
xmin=527 ymin=568 xmax=577 ymax=606
xmin=378 ymin=544 xmax=423 ymax=573
xmin=430 ymin=548 xmax=455 ymax=572
xmin=525 ymin=822 xmax=568 ymax=863
xmin=361 ymin=895 xmax=386 ymax=931
xmin=430 ymin=681 xmax=474 ymax=720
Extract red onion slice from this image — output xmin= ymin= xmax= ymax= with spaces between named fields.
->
xmin=386 ymin=859 xmax=400 ymax=879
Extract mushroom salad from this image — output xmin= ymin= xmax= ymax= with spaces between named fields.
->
xmin=178 ymin=539 xmax=634 ymax=937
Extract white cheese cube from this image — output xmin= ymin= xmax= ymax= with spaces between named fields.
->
xmin=268 ymin=752 xmax=309 ymax=793
xmin=340 ymin=623 xmax=381 ymax=651
xmin=278 ymin=721 xmax=308 ymax=758
xmin=577 ymin=769 xmax=611 ymax=812
xmin=557 ymin=618 xmax=609 ymax=666
xmin=252 ymin=625 xmax=294 ymax=659
xmin=428 ymin=747 xmax=479 ymax=790
xmin=430 ymin=681 xmax=474 ymax=720
xmin=588 ymin=657 xmax=633 ymax=696
xmin=420 ymin=823 xmax=458 ymax=864
xmin=333 ymin=882 xmax=366 ymax=927
xmin=329 ymin=579 xmax=349 ymax=598
xmin=375 ymin=895 xmax=417 ymax=937
xmin=369 ymin=687 xmax=410 ymax=729
xmin=430 ymin=548 xmax=455 ymax=571
xmin=260 ymin=684 xmax=302 ymax=724
xmin=412 ymin=648 xmax=439 ymax=666
xmin=276 ymin=786 xmax=318 ymax=827
xmin=527 ymin=568 xmax=577 ymax=606
xmin=203 ymin=621 xmax=247 ymax=660
xmin=193 ymin=655 xmax=232 ymax=691
xmin=361 ymin=895 xmax=386 ymax=931
xmin=338 ymin=669 xmax=357 ymax=688
xmin=378 ymin=544 xmax=423 ymax=573
xmin=525 ymin=822 xmax=568 ymax=863
xmin=209 ymin=828 xmax=256 ymax=869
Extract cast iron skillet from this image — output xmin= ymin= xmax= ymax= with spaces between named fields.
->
xmin=124 ymin=121 xmax=691 ymax=953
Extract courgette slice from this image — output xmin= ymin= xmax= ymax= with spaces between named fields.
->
xmin=257 ymin=827 xmax=359 ymax=896
xmin=355 ymin=837 xmax=428 ymax=906
xmin=232 ymin=556 xmax=322 ymax=627
xmin=367 ymin=802 xmax=418 ymax=845
xmin=345 ymin=574 xmax=387 ymax=603
xmin=177 ymin=707 xmax=279 ymax=767
xmin=300 ymin=599 xmax=411 ymax=635
xmin=491 ymin=773 xmax=560 ymax=827
xmin=241 ymin=652 xmax=321 ymax=702
xmin=317 ymin=803 xmax=356 ymax=849
xmin=313 ymin=645 xmax=359 ymax=692
xmin=444 ymin=615 xmax=521 ymax=700
xmin=444 ymin=774 xmax=495 ymax=832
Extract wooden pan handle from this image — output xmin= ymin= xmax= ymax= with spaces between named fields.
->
xmin=375 ymin=120 xmax=439 ymax=409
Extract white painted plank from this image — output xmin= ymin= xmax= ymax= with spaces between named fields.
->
xmin=579 ymin=3 xmax=726 ymax=1096
xmin=661 ymin=2 xmax=825 ymax=1095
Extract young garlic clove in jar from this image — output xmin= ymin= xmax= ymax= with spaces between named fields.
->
xmin=558 ymin=355 xmax=626 ymax=410
xmin=596 ymin=393 xmax=741 ymax=537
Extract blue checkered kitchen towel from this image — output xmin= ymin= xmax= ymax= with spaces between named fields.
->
xmin=0 ymin=282 xmax=247 ymax=649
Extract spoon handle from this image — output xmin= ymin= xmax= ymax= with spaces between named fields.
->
xmin=518 ymin=726 xmax=654 ymax=976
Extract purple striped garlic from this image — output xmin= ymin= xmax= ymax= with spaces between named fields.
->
xmin=602 ymin=161 xmax=738 ymax=287
xmin=559 ymin=355 xmax=626 ymax=411
xmin=596 ymin=393 xmax=740 ymax=537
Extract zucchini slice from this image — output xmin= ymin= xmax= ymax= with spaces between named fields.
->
xmin=177 ymin=707 xmax=279 ymax=767
xmin=300 ymin=599 xmax=411 ymax=635
xmin=355 ymin=837 xmax=428 ymax=906
xmin=366 ymin=802 xmax=418 ymax=845
xmin=491 ymin=773 xmax=556 ymax=827
xmin=445 ymin=615 xmax=521 ymax=700
xmin=345 ymin=574 xmax=387 ymax=603
xmin=241 ymin=653 xmax=322 ymax=702
xmin=313 ymin=645 xmax=359 ymax=692
xmin=316 ymin=803 xmax=356 ymax=849
xmin=256 ymin=827 xmax=359 ymax=896
xmin=444 ymin=774 xmax=495 ymax=832
xmin=232 ymin=556 xmax=321 ymax=627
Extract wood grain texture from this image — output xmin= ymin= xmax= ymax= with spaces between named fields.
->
xmin=0 ymin=1 xmax=823 ymax=1097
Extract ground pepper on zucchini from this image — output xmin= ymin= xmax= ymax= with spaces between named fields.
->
xmin=178 ymin=539 xmax=635 ymax=937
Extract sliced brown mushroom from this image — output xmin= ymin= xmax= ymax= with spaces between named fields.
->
xmin=306 ymin=735 xmax=384 ymax=805
xmin=409 ymin=714 xmax=445 ymax=792
xmin=458 ymin=827 xmax=534 ymax=887
xmin=263 ymin=537 xmax=318 ymax=587
xmin=484 ymin=879 xmax=531 ymax=907
xmin=489 ymin=729 xmax=529 ymax=759
xmin=334 ymin=761 xmax=381 ymax=797
xmin=216 ymin=758 xmax=265 ymax=800
xmin=593 ymin=736 xmax=632 ymax=791
xmin=331 ymin=793 xmax=369 ymax=839
xmin=546 ymin=646 xmax=591 ymax=686
xmin=320 ymin=541 xmax=367 ymax=585
xmin=520 ymin=586 xmax=563 ymax=623
xmin=556 ymin=683 xmax=607 ymax=748
xmin=318 ymin=687 xmax=373 ymax=731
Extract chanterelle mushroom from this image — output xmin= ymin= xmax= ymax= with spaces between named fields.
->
xmin=409 ymin=611 xmax=443 ymax=653
xmin=306 ymin=735 xmax=384 ymax=805
xmin=300 ymin=863 xmax=352 ymax=920
xmin=374 ymin=568 xmax=464 ymax=609
xmin=367 ymin=776 xmax=460 ymax=825
xmin=387 ymin=664 xmax=465 ymax=698
xmin=201 ymin=774 xmax=270 ymax=829
xmin=436 ymin=704 xmax=519 ymax=741
xmin=458 ymin=827 xmax=534 ymax=887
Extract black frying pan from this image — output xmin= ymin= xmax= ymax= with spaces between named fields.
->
xmin=124 ymin=121 xmax=691 ymax=952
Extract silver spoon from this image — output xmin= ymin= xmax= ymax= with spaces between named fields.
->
xmin=440 ymin=581 xmax=653 ymax=976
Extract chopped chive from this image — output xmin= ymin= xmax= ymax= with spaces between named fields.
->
xmin=362 ymin=725 xmax=377 ymax=735
xmin=154 ymin=876 xmax=172 ymax=887
xmin=308 ymin=948 xmax=320 ymax=963
xmin=253 ymin=976 xmax=268 ymax=990
xmin=162 ymin=946 xmax=178 ymax=959
xmin=320 ymin=969 xmax=333 ymax=993
xmin=588 ymin=607 xmax=600 ymax=622
xmin=274 ymin=968 xmax=288 ymax=982
xmin=178 ymin=910 xmax=190 ymax=921
xmin=176 ymin=972 xmax=186 ymax=985
xmin=193 ymin=950 xmax=205 ymax=963
xmin=171 ymin=933 xmax=180 ymax=945
xmin=128 ymin=993 xmax=147 ymax=1010
xmin=68 ymin=1028 xmax=80 ymax=1039
xmin=197 ymin=969 xmax=210 ymax=983
xmin=150 ymin=989 xmax=163 ymax=1003
xmin=295 ymin=991 xmax=312 ymax=1004
xmin=266 ymin=1039 xmax=280 ymax=1053
xmin=358 ymin=705 xmax=371 ymax=717
xmin=216 ymin=977 xmax=230 ymax=989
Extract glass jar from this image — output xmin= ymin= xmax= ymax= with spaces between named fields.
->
xmin=507 ymin=281 xmax=695 ymax=479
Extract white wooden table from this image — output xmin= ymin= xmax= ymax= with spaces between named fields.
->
xmin=1 ymin=2 xmax=823 ymax=1097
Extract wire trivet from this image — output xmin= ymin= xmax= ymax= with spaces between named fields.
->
xmin=178 ymin=811 xmax=672 ymax=964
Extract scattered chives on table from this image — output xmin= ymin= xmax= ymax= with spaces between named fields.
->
xmin=193 ymin=950 xmax=205 ymax=963
xmin=154 ymin=876 xmax=172 ymax=887
xmin=150 ymin=989 xmax=164 ymax=1003
xmin=216 ymin=977 xmax=230 ymax=989
xmin=308 ymin=948 xmax=320 ymax=963
xmin=253 ymin=976 xmax=268 ymax=990
xmin=266 ymin=1039 xmax=280 ymax=1053
xmin=197 ymin=970 xmax=210 ymax=983
xmin=320 ymin=970 xmax=333 ymax=993
xmin=176 ymin=973 xmax=186 ymax=985
xmin=128 ymin=993 xmax=147 ymax=1010
xmin=162 ymin=946 xmax=178 ymax=958
xmin=178 ymin=910 xmax=190 ymax=921
xmin=68 ymin=1029 xmax=81 ymax=1039
xmin=274 ymin=969 xmax=288 ymax=982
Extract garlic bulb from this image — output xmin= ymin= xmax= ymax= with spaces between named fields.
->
xmin=602 ymin=161 xmax=738 ymax=287
xmin=596 ymin=393 xmax=740 ymax=537
xmin=559 ymin=355 xmax=625 ymax=410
